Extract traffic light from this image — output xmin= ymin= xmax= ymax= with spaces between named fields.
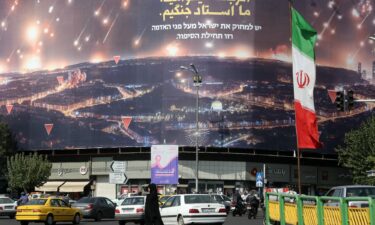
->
xmin=347 ymin=90 xmax=354 ymax=110
xmin=193 ymin=74 xmax=202 ymax=86
xmin=335 ymin=91 xmax=345 ymax=111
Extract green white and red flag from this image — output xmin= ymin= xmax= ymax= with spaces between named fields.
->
xmin=291 ymin=7 xmax=322 ymax=149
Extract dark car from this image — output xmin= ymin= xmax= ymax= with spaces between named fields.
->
xmin=211 ymin=194 xmax=231 ymax=214
xmin=72 ymin=197 xmax=116 ymax=221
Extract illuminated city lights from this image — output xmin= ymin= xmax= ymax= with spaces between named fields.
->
xmin=217 ymin=52 xmax=226 ymax=58
xmin=25 ymin=25 xmax=39 ymax=43
xmin=123 ymin=0 xmax=129 ymax=8
xmin=166 ymin=44 xmax=179 ymax=56
xmin=352 ymin=8 xmax=360 ymax=18
xmin=205 ymin=42 xmax=213 ymax=48
xmin=24 ymin=55 xmax=42 ymax=70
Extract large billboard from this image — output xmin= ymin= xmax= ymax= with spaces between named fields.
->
xmin=0 ymin=0 xmax=374 ymax=152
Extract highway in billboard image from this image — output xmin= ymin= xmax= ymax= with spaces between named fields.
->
xmin=0 ymin=0 xmax=374 ymax=152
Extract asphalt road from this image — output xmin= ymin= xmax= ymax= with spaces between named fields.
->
xmin=0 ymin=212 xmax=264 ymax=225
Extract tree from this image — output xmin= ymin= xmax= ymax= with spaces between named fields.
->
xmin=7 ymin=153 xmax=52 ymax=192
xmin=0 ymin=122 xmax=17 ymax=174
xmin=337 ymin=116 xmax=375 ymax=185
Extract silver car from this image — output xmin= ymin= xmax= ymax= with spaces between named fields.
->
xmin=325 ymin=185 xmax=375 ymax=207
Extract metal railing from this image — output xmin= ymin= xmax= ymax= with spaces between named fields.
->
xmin=265 ymin=192 xmax=375 ymax=225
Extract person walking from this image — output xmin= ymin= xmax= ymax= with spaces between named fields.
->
xmin=145 ymin=183 xmax=164 ymax=225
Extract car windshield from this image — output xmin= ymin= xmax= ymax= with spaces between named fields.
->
xmin=122 ymin=197 xmax=144 ymax=205
xmin=26 ymin=199 xmax=47 ymax=205
xmin=77 ymin=197 xmax=95 ymax=203
xmin=184 ymin=195 xmax=216 ymax=204
xmin=222 ymin=195 xmax=231 ymax=201
xmin=0 ymin=197 xmax=14 ymax=204
xmin=347 ymin=187 xmax=375 ymax=197
xmin=159 ymin=196 xmax=170 ymax=202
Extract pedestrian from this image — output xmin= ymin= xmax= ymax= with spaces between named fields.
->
xmin=145 ymin=183 xmax=164 ymax=225
xmin=17 ymin=192 xmax=29 ymax=206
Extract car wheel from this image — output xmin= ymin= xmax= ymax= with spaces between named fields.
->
xmin=45 ymin=214 xmax=55 ymax=225
xmin=118 ymin=221 xmax=126 ymax=225
xmin=95 ymin=211 xmax=102 ymax=221
xmin=178 ymin=215 xmax=185 ymax=225
xmin=20 ymin=221 xmax=29 ymax=225
xmin=72 ymin=213 xmax=80 ymax=224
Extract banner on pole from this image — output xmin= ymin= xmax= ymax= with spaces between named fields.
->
xmin=151 ymin=145 xmax=178 ymax=185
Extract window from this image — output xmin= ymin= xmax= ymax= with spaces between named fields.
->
xmin=105 ymin=198 xmax=115 ymax=207
xmin=0 ymin=198 xmax=14 ymax=204
xmin=325 ymin=190 xmax=335 ymax=197
xmin=184 ymin=195 xmax=215 ymax=204
xmin=50 ymin=199 xmax=60 ymax=207
xmin=332 ymin=189 xmax=342 ymax=197
xmin=77 ymin=197 xmax=95 ymax=203
xmin=59 ymin=200 xmax=69 ymax=207
xmin=222 ymin=195 xmax=231 ymax=202
xmin=162 ymin=197 xmax=175 ymax=208
xmin=347 ymin=188 xmax=375 ymax=197
xmin=26 ymin=199 xmax=47 ymax=205
xmin=122 ymin=197 xmax=145 ymax=206
xmin=171 ymin=196 xmax=180 ymax=207
xmin=99 ymin=198 xmax=108 ymax=206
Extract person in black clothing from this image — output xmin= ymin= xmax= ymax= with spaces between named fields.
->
xmin=247 ymin=194 xmax=260 ymax=219
xmin=145 ymin=183 xmax=164 ymax=225
xmin=233 ymin=190 xmax=245 ymax=216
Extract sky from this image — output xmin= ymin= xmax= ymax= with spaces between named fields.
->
xmin=0 ymin=0 xmax=374 ymax=74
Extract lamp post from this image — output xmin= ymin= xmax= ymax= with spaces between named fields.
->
xmin=180 ymin=64 xmax=202 ymax=193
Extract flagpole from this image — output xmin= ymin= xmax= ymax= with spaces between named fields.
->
xmin=288 ymin=0 xmax=302 ymax=195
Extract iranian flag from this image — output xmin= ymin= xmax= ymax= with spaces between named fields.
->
xmin=291 ymin=7 xmax=322 ymax=149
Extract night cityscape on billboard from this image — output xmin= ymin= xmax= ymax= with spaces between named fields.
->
xmin=0 ymin=0 xmax=374 ymax=152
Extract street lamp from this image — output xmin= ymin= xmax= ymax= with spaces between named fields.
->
xmin=180 ymin=64 xmax=202 ymax=193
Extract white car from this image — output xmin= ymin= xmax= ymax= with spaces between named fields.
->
xmin=160 ymin=194 xmax=227 ymax=225
xmin=0 ymin=196 xmax=17 ymax=218
xmin=115 ymin=196 xmax=146 ymax=225
xmin=112 ymin=193 xmax=139 ymax=206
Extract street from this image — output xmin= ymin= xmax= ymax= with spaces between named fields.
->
xmin=0 ymin=212 xmax=264 ymax=225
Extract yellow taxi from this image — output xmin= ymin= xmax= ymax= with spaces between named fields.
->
xmin=16 ymin=197 xmax=81 ymax=225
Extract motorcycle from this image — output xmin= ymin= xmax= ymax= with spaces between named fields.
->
xmin=232 ymin=201 xmax=247 ymax=216
xmin=247 ymin=197 xmax=260 ymax=219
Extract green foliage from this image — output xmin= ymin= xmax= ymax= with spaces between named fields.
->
xmin=337 ymin=116 xmax=375 ymax=185
xmin=0 ymin=122 xmax=17 ymax=177
xmin=0 ymin=122 xmax=17 ymax=157
xmin=7 ymin=153 xmax=52 ymax=192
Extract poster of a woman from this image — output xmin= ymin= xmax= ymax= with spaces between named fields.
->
xmin=151 ymin=145 xmax=178 ymax=185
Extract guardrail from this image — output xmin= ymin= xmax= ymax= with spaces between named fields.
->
xmin=265 ymin=192 xmax=375 ymax=225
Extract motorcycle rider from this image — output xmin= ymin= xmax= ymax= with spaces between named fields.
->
xmin=233 ymin=190 xmax=245 ymax=216
xmin=247 ymin=194 xmax=260 ymax=219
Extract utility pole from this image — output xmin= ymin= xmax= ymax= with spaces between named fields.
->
xmin=181 ymin=64 xmax=202 ymax=193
